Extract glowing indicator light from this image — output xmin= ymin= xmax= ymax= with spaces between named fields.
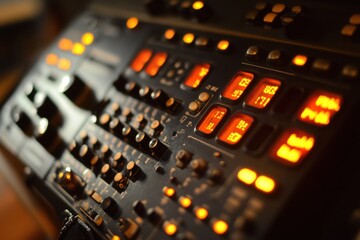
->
xmin=183 ymin=63 xmax=211 ymax=89
xmin=126 ymin=17 xmax=139 ymax=29
xmin=218 ymin=114 xmax=254 ymax=145
xmin=298 ymin=90 xmax=342 ymax=126
xmin=292 ymin=55 xmax=308 ymax=67
xmin=217 ymin=40 xmax=230 ymax=51
xmin=196 ymin=105 xmax=227 ymax=135
xmin=71 ymin=42 xmax=86 ymax=55
xmin=245 ymin=78 xmax=281 ymax=109
xmin=164 ymin=29 xmax=176 ymax=41
xmin=58 ymin=58 xmax=71 ymax=71
xmin=163 ymin=221 xmax=178 ymax=236
xmin=183 ymin=33 xmax=195 ymax=45
xmin=271 ymin=129 xmax=315 ymax=166
xmin=130 ymin=49 xmax=153 ymax=72
xmin=237 ymin=168 xmax=257 ymax=185
xmin=145 ymin=52 xmax=168 ymax=77
xmin=179 ymin=196 xmax=192 ymax=208
xmin=45 ymin=53 xmax=59 ymax=66
xmin=212 ymin=219 xmax=228 ymax=235
xmin=112 ymin=235 xmax=121 ymax=240
xmin=58 ymin=38 xmax=73 ymax=51
xmin=81 ymin=32 xmax=94 ymax=45
xmin=163 ymin=186 xmax=176 ymax=198
xmin=194 ymin=207 xmax=209 ymax=220
xmin=222 ymin=72 xmax=254 ymax=101
xmin=192 ymin=1 xmax=204 ymax=10
xmin=255 ymin=175 xmax=275 ymax=193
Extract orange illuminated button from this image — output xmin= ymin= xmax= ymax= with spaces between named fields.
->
xmin=245 ymin=78 xmax=281 ymax=109
xmin=58 ymin=38 xmax=73 ymax=51
xmin=222 ymin=72 xmax=254 ymax=101
xmin=298 ymin=90 xmax=343 ymax=126
xmin=196 ymin=105 xmax=227 ymax=135
xmin=45 ymin=53 xmax=59 ymax=66
xmin=218 ymin=113 xmax=254 ymax=145
xmin=183 ymin=63 xmax=211 ymax=89
xmin=270 ymin=129 xmax=315 ymax=166
xmin=130 ymin=49 xmax=153 ymax=72
xmin=145 ymin=52 xmax=168 ymax=77
xmin=58 ymin=58 xmax=72 ymax=71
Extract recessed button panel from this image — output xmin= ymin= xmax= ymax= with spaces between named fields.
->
xmin=183 ymin=63 xmax=211 ymax=89
xmin=298 ymin=90 xmax=343 ymax=126
xmin=196 ymin=105 xmax=227 ymax=135
xmin=218 ymin=113 xmax=254 ymax=146
xmin=221 ymin=72 xmax=254 ymax=102
xmin=245 ymin=78 xmax=281 ymax=109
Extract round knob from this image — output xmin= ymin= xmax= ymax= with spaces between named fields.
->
xmin=122 ymin=125 xmax=137 ymax=142
xmin=190 ymin=158 xmax=208 ymax=176
xmin=56 ymin=167 xmax=85 ymax=198
xmin=101 ymin=197 xmax=118 ymax=216
xmin=149 ymin=138 xmax=167 ymax=160
xmin=101 ymin=164 xmax=115 ymax=183
xmin=135 ymin=131 xmax=151 ymax=151
xmin=126 ymin=161 xmax=141 ymax=182
xmin=109 ymin=118 xmax=124 ymax=138
xmin=111 ymin=152 xmax=126 ymax=171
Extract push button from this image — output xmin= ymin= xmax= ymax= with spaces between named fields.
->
xmin=246 ymin=46 xmax=261 ymax=60
xmin=341 ymin=65 xmax=359 ymax=80
xmin=267 ymin=50 xmax=282 ymax=65
xmin=245 ymin=78 xmax=281 ymax=109
xmin=312 ymin=59 xmax=331 ymax=74
xmin=196 ymin=105 xmax=228 ymax=135
xmin=221 ymin=72 xmax=254 ymax=102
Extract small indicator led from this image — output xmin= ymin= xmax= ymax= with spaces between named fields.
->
xmin=212 ymin=219 xmax=228 ymax=235
xmin=196 ymin=105 xmax=227 ymax=135
xmin=145 ymin=52 xmax=168 ymax=77
xmin=58 ymin=38 xmax=73 ymax=51
xmin=164 ymin=29 xmax=176 ymax=41
xmin=45 ymin=53 xmax=59 ymax=66
xmin=71 ymin=42 xmax=86 ymax=55
xmin=58 ymin=58 xmax=71 ymax=71
xmin=126 ymin=17 xmax=139 ymax=29
xmin=237 ymin=168 xmax=257 ymax=185
xmin=245 ymin=78 xmax=281 ymax=109
xmin=81 ymin=32 xmax=94 ymax=45
xmin=217 ymin=40 xmax=230 ymax=51
xmin=163 ymin=186 xmax=176 ymax=198
xmin=255 ymin=175 xmax=275 ymax=193
xmin=298 ymin=90 xmax=342 ymax=126
xmin=163 ymin=221 xmax=178 ymax=236
xmin=112 ymin=235 xmax=121 ymax=240
xmin=292 ymin=55 xmax=308 ymax=67
xmin=183 ymin=33 xmax=195 ymax=45
xmin=222 ymin=72 xmax=254 ymax=101
xmin=192 ymin=1 xmax=204 ymax=10
xmin=130 ymin=49 xmax=153 ymax=72
xmin=179 ymin=196 xmax=192 ymax=208
xmin=183 ymin=63 xmax=211 ymax=89
xmin=218 ymin=114 xmax=254 ymax=145
xmin=194 ymin=207 xmax=209 ymax=220
xmin=271 ymin=129 xmax=315 ymax=166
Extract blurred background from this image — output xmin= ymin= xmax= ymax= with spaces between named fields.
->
xmin=0 ymin=0 xmax=90 ymax=239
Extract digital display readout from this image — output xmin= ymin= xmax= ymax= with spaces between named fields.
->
xmin=196 ymin=105 xmax=227 ymax=135
xmin=145 ymin=52 xmax=168 ymax=77
xmin=218 ymin=113 xmax=254 ymax=145
xmin=298 ymin=90 xmax=342 ymax=126
xmin=222 ymin=72 xmax=254 ymax=101
xmin=245 ymin=78 xmax=281 ymax=109
xmin=270 ymin=129 xmax=315 ymax=166
xmin=183 ymin=63 xmax=211 ymax=89
xmin=130 ymin=49 xmax=153 ymax=72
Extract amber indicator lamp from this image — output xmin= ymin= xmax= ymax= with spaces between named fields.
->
xmin=298 ymin=90 xmax=342 ymax=126
xmin=222 ymin=72 xmax=254 ymax=101
xmin=145 ymin=52 xmax=168 ymax=77
xmin=130 ymin=49 xmax=153 ymax=72
xmin=218 ymin=113 xmax=254 ymax=145
xmin=196 ymin=105 xmax=227 ymax=135
xmin=183 ymin=63 xmax=211 ymax=89
xmin=245 ymin=78 xmax=281 ymax=109
xmin=270 ymin=129 xmax=315 ymax=166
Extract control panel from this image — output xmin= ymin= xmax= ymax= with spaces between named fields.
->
xmin=1 ymin=1 xmax=360 ymax=239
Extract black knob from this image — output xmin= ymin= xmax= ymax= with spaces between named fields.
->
xmin=165 ymin=97 xmax=182 ymax=113
xmin=149 ymin=138 xmax=167 ymax=160
xmin=135 ymin=131 xmax=151 ymax=151
xmin=175 ymin=149 xmax=193 ymax=169
xmin=113 ymin=172 xmax=129 ymax=192
xmin=97 ymin=113 xmax=112 ymax=130
xmin=101 ymin=164 xmax=115 ymax=183
xmin=150 ymin=120 xmax=163 ymax=136
xmin=12 ymin=108 xmax=34 ymax=136
xmin=35 ymin=118 xmax=64 ymax=156
xmin=151 ymin=89 xmax=169 ymax=107
xmin=133 ymin=200 xmax=146 ymax=216
xmin=101 ymin=197 xmax=118 ymax=216
xmin=134 ymin=114 xmax=147 ymax=130
xmin=124 ymin=81 xmax=140 ymax=97
xmin=190 ymin=158 xmax=208 ymax=177
xmin=122 ymin=125 xmax=137 ymax=143
xmin=208 ymin=168 xmax=223 ymax=184
xmin=56 ymin=167 xmax=85 ymax=199
xmin=100 ymin=144 xmax=112 ymax=162
xmin=109 ymin=118 xmax=124 ymax=138
xmin=139 ymin=86 xmax=153 ymax=100
xmin=111 ymin=152 xmax=126 ymax=171
xmin=79 ymin=145 xmax=99 ymax=166
xmin=126 ymin=161 xmax=141 ymax=182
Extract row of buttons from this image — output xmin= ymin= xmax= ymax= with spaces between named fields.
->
xmin=341 ymin=14 xmax=360 ymax=40
xmin=245 ymin=45 xmax=359 ymax=80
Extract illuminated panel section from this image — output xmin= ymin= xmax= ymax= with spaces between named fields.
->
xmin=196 ymin=105 xmax=227 ymax=135
xmin=183 ymin=63 xmax=211 ymax=89
xmin=130 ymin=49 xmax=153 ymax=72
xmin=245 ymin=78 xmax=281 ymax=109
xmin=270 ymin=129 xmax=315 ymax=166
xmin=255 ymin=175 xmax=275 ymax=193
xmin=81 ymin=32 xmax=94 ymax=45
xmin=218 ymin=113 xmax=254 ymax=145
xmin=57 ymin=58 xmax=71 ymax=71
xmin=298 ymin=90 xmax=342 ymax=126
xmin=58 ymin=38 xmax=73 ymax=51
xmin=71 ymin=42 xmax=86 ymax=55
xmin=222 ymin=72 xmax=254 ymax=101
xmin=45 ymin=53 xmax=59 ymax=66
xmin=145 ymin=52 xmax=168 ymax=77
xmin=237 ymin=168 xmax=257 ymax=185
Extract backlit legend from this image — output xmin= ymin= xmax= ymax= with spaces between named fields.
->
xmin=245 ymin=78 xmax=281 ymax=109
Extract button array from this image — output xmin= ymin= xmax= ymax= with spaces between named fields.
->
xmin=341 ymin=14 xmax=360 ymax=40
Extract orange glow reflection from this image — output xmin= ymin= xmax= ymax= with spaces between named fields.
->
xmin=298 ymin=90 xmax=342 ymax=126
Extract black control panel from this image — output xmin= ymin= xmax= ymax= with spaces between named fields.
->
xmin=1 ymin=1 xmax=360 ymax=239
